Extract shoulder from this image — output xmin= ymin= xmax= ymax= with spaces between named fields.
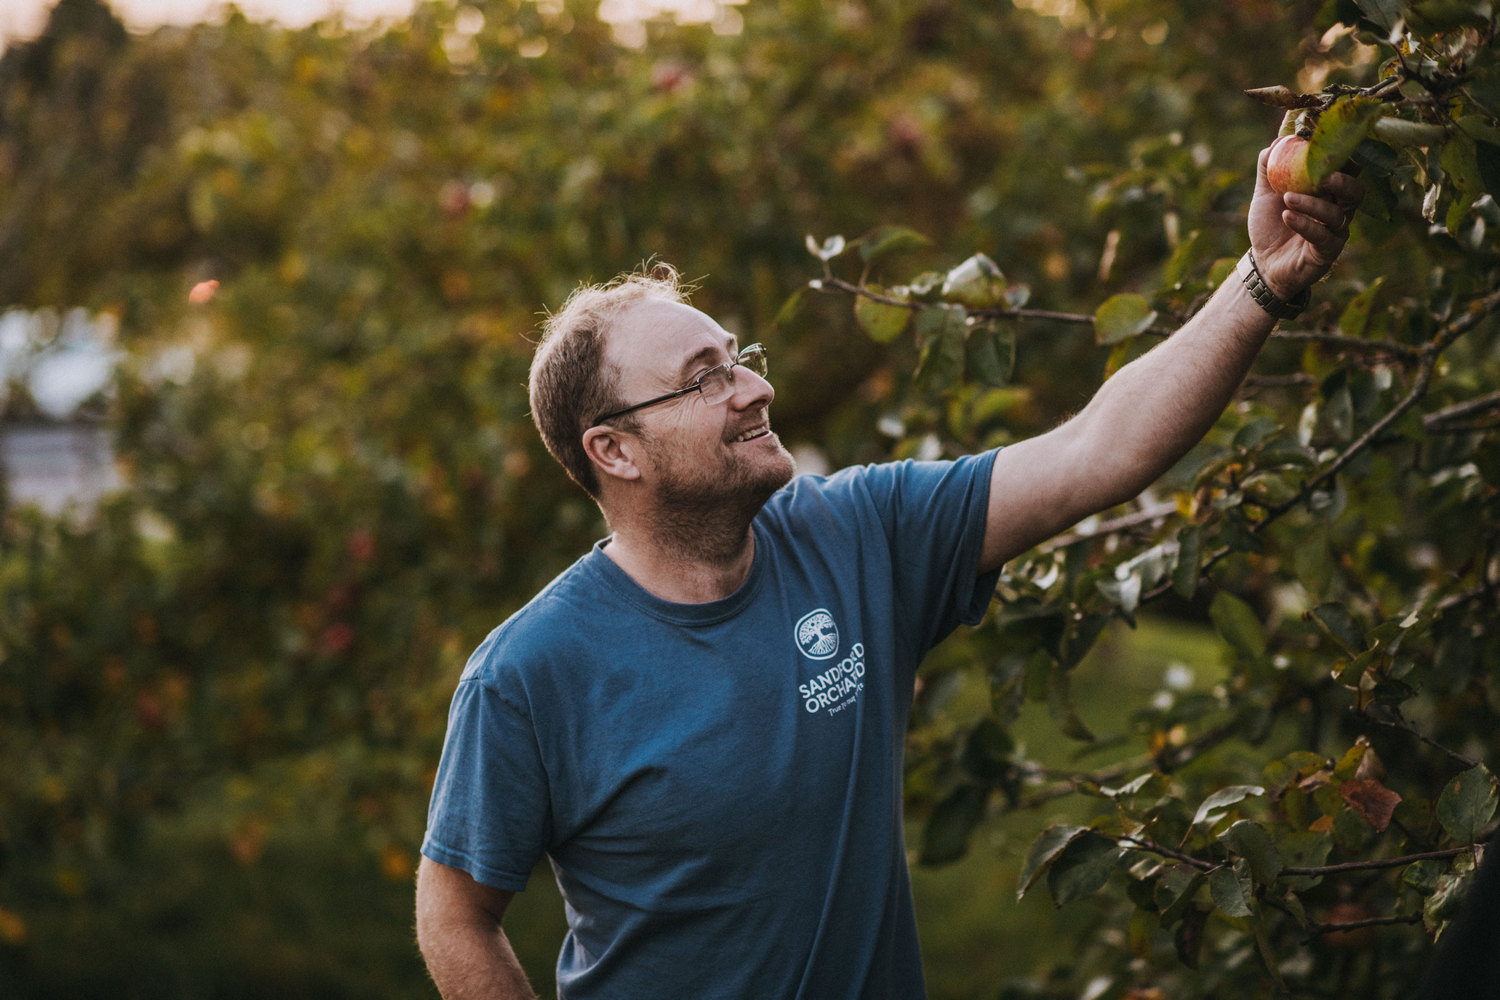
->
xmin=459 ymin=553 xmax=604 ymax=688
xmin=763 ymin=451 xmax=1000 ymax=520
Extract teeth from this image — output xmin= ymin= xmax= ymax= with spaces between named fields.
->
xmin=735 ymin=427 xmax=768 ymax=443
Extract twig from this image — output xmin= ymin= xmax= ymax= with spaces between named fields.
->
xmin=1124 ymin=834 xmax=1473 ymax=878
xmin=1280 ymin=845 xmax=1472 ymax=877
xmin=1302 ymin=912 xmax=1423 ymax=941
xmin=1040 ymin=500 xmax=1180 ymax=553
xmin=812 ymin=275 xmax=1116 ymax=329
xmin=1350 ymin=706 xmax=1480 ymax=770
xmin=1425 ymin=389 xmax=1500 ymax=430
xmin=1271 ymin=329 xmax=1423 ymax=361
xmin=1121 ymin=834 xmax=1217 ymax=872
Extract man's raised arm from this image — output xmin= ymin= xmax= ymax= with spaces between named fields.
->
xmin=978 ymin=144 xmax=1365 ymax=573
xmin=416 ymin=857 xmax=538 ymax=1000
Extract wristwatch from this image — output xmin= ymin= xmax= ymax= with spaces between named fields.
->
xmin=1237 ymin=249 xmax=1309 ymax=321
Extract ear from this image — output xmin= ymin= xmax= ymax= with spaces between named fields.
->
xmin=582 ymin=424 xmax=643 ymax=485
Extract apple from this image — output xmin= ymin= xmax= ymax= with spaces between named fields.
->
xmin=1266 ymin=134 xmax=1318 ymax=195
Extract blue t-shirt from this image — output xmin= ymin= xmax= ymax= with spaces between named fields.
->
xmin=422 ymin=452 xmax=1001 ymax=999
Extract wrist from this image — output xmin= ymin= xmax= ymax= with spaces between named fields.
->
xmin=1236 ymin=249 xmax=1309 ymax=322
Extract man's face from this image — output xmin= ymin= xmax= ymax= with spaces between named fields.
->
xmin=603 ymin=299 xmax=795 ymax=518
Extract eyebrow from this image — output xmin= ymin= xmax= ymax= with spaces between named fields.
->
xmin=671 ymin=336 xmax=737 ymax=385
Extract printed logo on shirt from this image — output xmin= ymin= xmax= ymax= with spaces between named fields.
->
xmin=798 ymin=642 xmax=865 ymax=716
xmin=794 ymin=608 xmax=840 ymax=660
xmin=794 ymin=608 xmax=863 ymax=716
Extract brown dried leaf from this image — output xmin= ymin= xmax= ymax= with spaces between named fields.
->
xmin=1244 ymin=86 xmax=1325 ymax=110
xmin=1340 ymin=778 xmax=1403 ymax=832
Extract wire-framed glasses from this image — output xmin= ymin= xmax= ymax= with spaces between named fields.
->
xmin=594 ymin=343 xmax=768 ymax=424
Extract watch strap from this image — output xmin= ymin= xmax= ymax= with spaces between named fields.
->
xmin=1237 ymin=249 xmax=1310 ymax=321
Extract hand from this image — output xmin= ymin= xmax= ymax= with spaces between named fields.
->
xmin=1246 ymin=144 xmax=1365 ymax=302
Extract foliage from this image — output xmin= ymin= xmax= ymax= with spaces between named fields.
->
xmin=812 ymin=1 xmax=1500 ymax=996
xmin=1 ymin=0 xmax=1497 ymax=996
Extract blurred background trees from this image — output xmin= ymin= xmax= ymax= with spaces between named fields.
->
xmin=1 ymin=0 xmax=1497 ymax=996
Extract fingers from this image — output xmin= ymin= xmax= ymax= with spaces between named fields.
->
xmin=1279 ymin=172 xmax=1365 ymax=255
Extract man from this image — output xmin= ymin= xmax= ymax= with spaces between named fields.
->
xmin=415 ymin=145 xmax=1362 ymax=999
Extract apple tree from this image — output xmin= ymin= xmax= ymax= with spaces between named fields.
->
xmin=807 ymin=2 xmax=1500 ymax=996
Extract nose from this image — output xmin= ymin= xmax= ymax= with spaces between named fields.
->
xmin=729 ymin=365 xmax=774 ymax=409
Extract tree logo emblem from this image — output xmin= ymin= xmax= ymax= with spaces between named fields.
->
xmin=794 ymin=608 xmax=839 ymax=660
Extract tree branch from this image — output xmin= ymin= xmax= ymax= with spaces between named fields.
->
xmin=1350 ymin=705 xmax=1480 ymax=770
xmin=1123 ymin=834 xmax=1473 ymax=878
xmin=1425 ymin=389 xmax=1500 ymax=431
xmin=1280 ymin=845 xmax=1472 ymax=877
xmin=1270 ymin=328 xmax=1423 ymax=362
xmin=1120 ymin=834 xmax=1217 ymax=872
xmin=1039 ymin=500 xmax=1180 ymax=553
xmin=812 ymin=275 xmax=1109 ymax=329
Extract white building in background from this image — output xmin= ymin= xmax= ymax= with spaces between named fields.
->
xmin=0 ymin=308 xmax=123 ymax=514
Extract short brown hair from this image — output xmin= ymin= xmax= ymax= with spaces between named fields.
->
xmin=529 ymin=264 xmax=690 ymax=497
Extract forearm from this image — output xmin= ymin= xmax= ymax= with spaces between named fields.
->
xmin=419 ymin=917 xmax=538 ymax=1000
xmin=416 ymin=858 xmax=537 ymax=1000
xmin=1074 ymin=271 xmax=1276 ymax=502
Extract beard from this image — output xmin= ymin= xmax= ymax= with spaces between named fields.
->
xmin=645 ymin=432 xmax=796 ymax=562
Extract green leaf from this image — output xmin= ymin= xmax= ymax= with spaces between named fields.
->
xmin=1172 ymin=524 xmax=1202 ymax=600
xmin=1252 ymin=915 xmax=1288 ymax=992
xmin=1162 ymin=229 xmax=1206 ymax=288
xmin=1047 ymin=831 xmax=1125 ymax=906
xmin=920 ymin=782 xmax=989 ymax=865
xmin=1210 ymin=591 xmax=1267 ymax=659
xmin=913 ymin=304 xmax=966 ymax=391
xmin=1209 ymin=859 xmax=1255 ymax=918
xmin=1409 ymin=0 xmax=1496 ymax=32
xmin=966 ymin=326 xmax=1014 ymax=387
xmin=1193 ymin=784 xmax=1266 ymax=826
xmin=941 ymin=254 xmax=1007 ymax=309
xmin=854 ymin=290 xmax=911 ymax=344
xmin=1280 ymin=830 xmax=1334 ymax=890
xmin=1233 ymin=416 xmax=1281 ymax=452
xmin=1442 ymin=133 xmax=1484 ymax=231
xmin=1426 ymin=867 xmax=1476 ymax=931
xmin=1403 ymin=859 xmax=1446 ymax=894
xmin=1046 ymin=663 xmax=1096 ymax=742
xmin=1018 ymin=825 xmax=1088 ymax=899
xmin=1437 ymin=764 xmax=1498 ymax=844
xmin=773 ymin=287 xmax=808 ymax=329
xmin=1094 ymin=293 xmax=1157 ymax=346
xmin=1350 ymin=138 xmax=1400 ymax=177
xmin=857 ymin=225 xmax=930 ymax=265
xmin=1175 ymin=904 xmax=1209 ymax=968
xmin=1155 ymin=864 xmax=1207 ymax=926
xmin=1353 ymin=0 xmax=1406 ymax=31
xmin=1338 ymin=277 xmax=1386 ymax=339
xmin=1308 ymin=98 xmax=1384 ymax=186
xmin=1309 ymin=603 xmax=1366 ymax=655
xmin=961 ymin=717 xmax=1018 ymax=788
xmin=1219 ymin=820 xmax=1284 ymax=884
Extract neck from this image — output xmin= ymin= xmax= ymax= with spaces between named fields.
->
xmin=601 ymin=493 xmax=761 ymax=603
xmin=603 ymin=526 xmax=756 ymax=604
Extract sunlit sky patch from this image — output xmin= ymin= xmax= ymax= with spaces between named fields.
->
xmin=1 ymin=0 xmax=746 ymax=51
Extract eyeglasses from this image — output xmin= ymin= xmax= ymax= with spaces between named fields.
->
xmin=594 ymin=343 xmax=768 ymax=424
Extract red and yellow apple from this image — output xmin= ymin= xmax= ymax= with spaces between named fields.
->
xmin=1266 ymin=134 xmax=1318 ymax=196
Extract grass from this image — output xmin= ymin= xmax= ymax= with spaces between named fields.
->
xmin=910 ymin=614 xmax=1227 ymax=998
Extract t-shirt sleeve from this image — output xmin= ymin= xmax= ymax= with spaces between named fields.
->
xmin=864 ymin=449 xmax=1002 ymax=654
xmin=420 ymin=671 xmax=552 ymax=892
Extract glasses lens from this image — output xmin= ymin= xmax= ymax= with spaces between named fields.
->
xmin=697 ymin=363 xmax=736 ymax=406
xmin=737 ymin=344 xmax=767 ymax=378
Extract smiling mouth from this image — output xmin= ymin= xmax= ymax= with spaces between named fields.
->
xmin=733 ymin=425 xmax=772 ymax=444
